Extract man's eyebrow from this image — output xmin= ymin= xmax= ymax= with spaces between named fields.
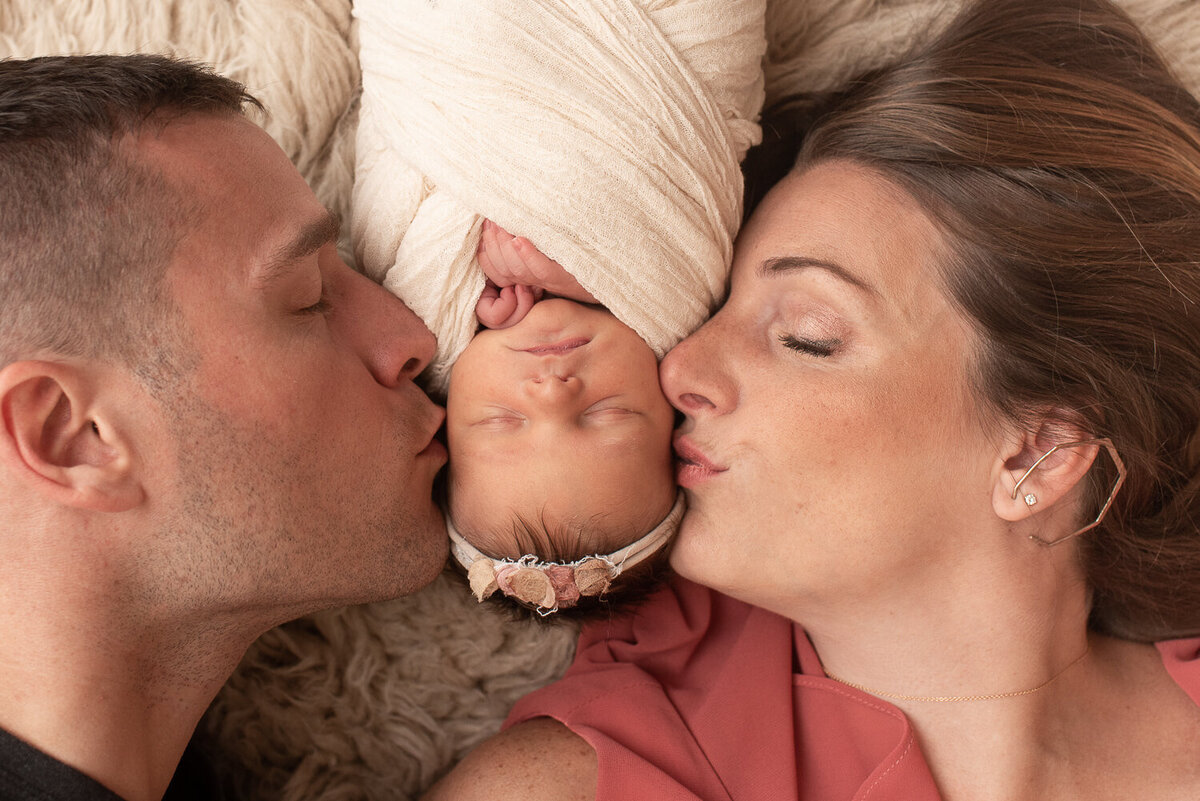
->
xmin=254 ymin=208 xmax=341 ymax=287
xmin=759 ymin=255 xmax=878 ymax=296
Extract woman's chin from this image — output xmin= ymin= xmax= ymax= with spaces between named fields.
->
xmin=668 ymin=517 xmax=723 ymax=586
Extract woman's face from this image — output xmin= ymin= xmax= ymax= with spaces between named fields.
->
xmin=661 ymin=160 xmax=1002 ymax=617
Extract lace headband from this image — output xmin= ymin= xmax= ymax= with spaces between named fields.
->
xmin=447 ymin=491 xmax=685 ymax=615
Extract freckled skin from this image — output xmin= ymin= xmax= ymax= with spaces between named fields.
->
xmin=659 ymin=161 xmax=994 ymax=619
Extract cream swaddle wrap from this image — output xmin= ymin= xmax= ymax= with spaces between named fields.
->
xmin=352 ymin=0 xmax=766 ymax=394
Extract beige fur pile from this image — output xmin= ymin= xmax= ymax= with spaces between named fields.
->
xmin=5 ymin=1 xmax=1200 ymax=799
xmin=0 ymin=0 xmax=360 ymax=243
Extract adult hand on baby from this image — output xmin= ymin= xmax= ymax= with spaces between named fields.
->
xmin=476 ymin=219 xmax=599 ymax=312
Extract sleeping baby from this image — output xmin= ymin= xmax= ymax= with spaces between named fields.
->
xmin=445 ymin=221 xmax=683 ymax=616
xmin=350 ymin=0 xmax=765 ymax=613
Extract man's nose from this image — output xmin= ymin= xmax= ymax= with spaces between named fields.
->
xmin=344 ymin=266 xmax=436 ymax=387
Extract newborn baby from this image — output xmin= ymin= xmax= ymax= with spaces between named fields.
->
xmin=351 ymin=0 xmax=764 ymax=616
xmin=445 ymin=222 xmax=683 ymax=616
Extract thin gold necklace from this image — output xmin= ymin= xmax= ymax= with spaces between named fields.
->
xmin=821 ymin=645 xmax=1091 ymax=703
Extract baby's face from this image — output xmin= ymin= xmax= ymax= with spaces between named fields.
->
xmin=447 ymin=299 xmax=676 ymax=557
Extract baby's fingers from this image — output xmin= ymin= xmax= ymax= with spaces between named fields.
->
xmin=511 ymin=236 xmax=598 ymax=303
xmin=476 ymin=282 xmax=541 ymax=329
xmin=477 ymin=219 xmax=522 ymax=286
xmin=476 ymin=281 xmax=517 ymax=328
xmin=510 ymin=284 xmax=540 ymax=324
xmin=511 ymin=236 xmax=562 ymax=281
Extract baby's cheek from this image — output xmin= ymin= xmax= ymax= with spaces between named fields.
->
xmin=617 ymin=449 xmax=677 ymax=518
xmin=445 ymin=469 xmax=503 ymax=549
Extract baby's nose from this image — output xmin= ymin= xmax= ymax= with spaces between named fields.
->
xmin=525 ymin=373 xmax=582 ymax=402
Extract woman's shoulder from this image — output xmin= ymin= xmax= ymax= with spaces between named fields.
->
xmin=422 ymin=718 xmax=596 ymax=801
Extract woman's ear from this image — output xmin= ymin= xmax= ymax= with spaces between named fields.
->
xmin=0 ymin=360 xmax=145 ymax=513
xmin=991 ymin=422 xmax=1100 ymax=524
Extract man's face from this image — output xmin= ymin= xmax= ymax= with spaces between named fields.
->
xmin=136 ymin=114 xmax=447 ymax=619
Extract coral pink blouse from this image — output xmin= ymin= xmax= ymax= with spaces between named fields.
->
xmin=506 ymin=577 xmax=1200 ymax=801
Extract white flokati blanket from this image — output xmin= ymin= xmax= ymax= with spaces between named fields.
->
xmin=352 ymin=0 xmax=767 ymax=394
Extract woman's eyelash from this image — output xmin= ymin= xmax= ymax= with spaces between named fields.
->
xmin=778 ymin=333 xmax=839 ymax=357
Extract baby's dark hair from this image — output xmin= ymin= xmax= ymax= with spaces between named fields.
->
xmin=444 ymin=498 xmax=681 ymax=623
xmin=502 ymin=511 xmax=632 ymax=563
xmin=491 ymin=513 xmax=674 ymax=623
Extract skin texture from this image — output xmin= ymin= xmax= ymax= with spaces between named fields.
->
xmin=143 ymin=114 xmax=450 ymax=616
xmin=662 ymin=159 xmax=994 ymax=616
xmin=432 ymin=161 xmax=1200 ymax=801
xmin=0 ymin=113 xmax=447 ymax=801
xmin=423 ymin=718 xmax=596 ymax=801
xmin=447 ymin=299 xmax=675 ymax=558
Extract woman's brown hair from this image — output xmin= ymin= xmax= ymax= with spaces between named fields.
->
xmin=751 ymin=0 xmax=1200 ymax=640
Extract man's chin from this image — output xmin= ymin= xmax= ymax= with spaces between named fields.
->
xmin=409 ymin=514 xmax=451 ymax=591
xmin=305 ymin=500 xmax=449 ymax=607
xmin=377 ymin=507 xmax=450 ymax=599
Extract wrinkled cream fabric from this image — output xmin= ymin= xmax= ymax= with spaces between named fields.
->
xmin=352 ymin=0 xmax=766 ymax=394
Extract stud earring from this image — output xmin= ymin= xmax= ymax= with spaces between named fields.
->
xmin=1023 ymin=493 xmax=1038 ymax=506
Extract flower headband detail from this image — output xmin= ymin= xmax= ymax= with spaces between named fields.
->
xmin=447 ymin=491 xmax=686 ymax=616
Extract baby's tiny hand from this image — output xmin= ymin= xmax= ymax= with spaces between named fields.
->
xmin=475 ymin=280 xmax=543 ymax=329
xmin=477 ymin=219 xmax=598 ymax=304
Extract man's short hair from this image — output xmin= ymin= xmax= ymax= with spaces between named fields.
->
xmin=0 ymin=54 xmax=260 ymax=379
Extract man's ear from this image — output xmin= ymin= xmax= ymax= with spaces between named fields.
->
xmin=0 ymin=360 xmax=145 ymax=512
xmin=991 ymin=421 xmax=1100 ymax=524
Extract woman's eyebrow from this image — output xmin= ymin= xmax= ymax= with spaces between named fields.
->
xmin=759 ymin=255 xmax=878 ymax=297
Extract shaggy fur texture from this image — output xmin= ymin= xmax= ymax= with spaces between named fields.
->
xmin=0 ymin=0 xmax=361 ymax=257
xmin=204 ymin=572 xmax=577 ymax=800
xmin=5 ymin=1 xmax=1200 ymax=799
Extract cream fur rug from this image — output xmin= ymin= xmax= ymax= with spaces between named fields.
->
xmin=4 ymin=1 xmax=1199 ymax=798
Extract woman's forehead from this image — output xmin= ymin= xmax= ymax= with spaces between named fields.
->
xmin=736 ymin=161 xmax=953 ymax=309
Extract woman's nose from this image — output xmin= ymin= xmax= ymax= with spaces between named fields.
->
xmin=660 ymin=316 xmax=736 ymax=416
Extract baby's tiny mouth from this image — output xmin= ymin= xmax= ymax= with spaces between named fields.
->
xmin=520 ymin=337 xmax=590 ymax=355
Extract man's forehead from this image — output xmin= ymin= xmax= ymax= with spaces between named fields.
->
xmin=137 ymin=112 xmax=332 ymax=281
xmin=139 ymin=113 xmax=316 ymax=210
xmin=136 ymin=112 xmax=256 ymax=178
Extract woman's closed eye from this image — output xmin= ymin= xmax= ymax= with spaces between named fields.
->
xmin=778 ymin=333 xmax=840 ymax=358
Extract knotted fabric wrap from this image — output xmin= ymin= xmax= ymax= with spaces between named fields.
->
xmin=353 ymin=0 xmax=767 ymax=394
